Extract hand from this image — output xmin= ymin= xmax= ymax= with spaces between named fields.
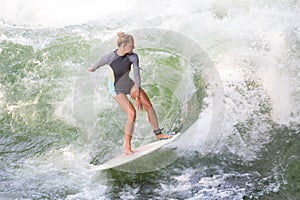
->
xmin=88 ymin=68 xmax=96 ymax=72
xmin=135 ymin=97 xmax=143 ymax=111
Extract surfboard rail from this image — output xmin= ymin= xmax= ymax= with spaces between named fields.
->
xmin=88 ymin=132 xmax=181 ymax=171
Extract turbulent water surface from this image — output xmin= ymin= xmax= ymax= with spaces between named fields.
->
xmin=1 ymin=0 xmax=300 ymax=199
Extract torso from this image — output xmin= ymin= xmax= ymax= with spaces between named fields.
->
xmin=110 ymin=54 xmax=132 ymax=86
xmin=109 ymin=52 xmax=135 ymax=95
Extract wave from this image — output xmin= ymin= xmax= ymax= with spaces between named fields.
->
xmin=0 ymin=0 xmax=137 ymax=27
xmin=1 ymin=0 xmax=300 ymax=199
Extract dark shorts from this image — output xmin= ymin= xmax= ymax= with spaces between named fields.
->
xmin=108 ymin=79 xmax=134 ymax=97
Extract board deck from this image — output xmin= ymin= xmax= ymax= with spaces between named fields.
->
xmin=88 ymin=132 xmax=181 ymax=171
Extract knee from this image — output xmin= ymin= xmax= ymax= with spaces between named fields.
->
xmin=127 ymin=108 xmax=136 ymax=122
xmin=143 ymin=102 xmax=153 ymax=112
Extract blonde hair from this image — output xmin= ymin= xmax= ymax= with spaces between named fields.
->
xmin=117 ymin=32 xmax=134 ymax=47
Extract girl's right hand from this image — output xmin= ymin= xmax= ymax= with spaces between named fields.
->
xmin=135 ymin=97 xmax=143 ymax=111
xmin=88 ymin=68 xmax=96 ymax=72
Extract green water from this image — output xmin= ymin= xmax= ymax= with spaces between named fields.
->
xmin=0 ymin=25 xmax=299 ymax=199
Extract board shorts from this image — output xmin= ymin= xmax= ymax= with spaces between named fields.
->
xmin=108 ymin=78 xmax=135 ymax=97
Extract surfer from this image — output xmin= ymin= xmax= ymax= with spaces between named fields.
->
xmin=88 ymin=32 xmax=171 ymax=155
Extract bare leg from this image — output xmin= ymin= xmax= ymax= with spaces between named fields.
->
xmin=115 ymin=93 xmax=136 ymax=155
xmin=130 ymin=88 xmax=172 ymax=140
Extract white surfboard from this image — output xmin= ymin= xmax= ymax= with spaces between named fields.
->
xmin=88 ymin=132 xmax=181 ymax=171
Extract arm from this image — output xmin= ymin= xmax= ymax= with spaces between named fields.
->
xmin=88 ymin=52 xmax=115 ymax=72
xmin=128 ymin=53 xmax=141 ymax=95
xmin=128 ymin=53 xmax=143 ymax=111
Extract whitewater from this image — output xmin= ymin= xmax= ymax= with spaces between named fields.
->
xmin=1 ymin=0 xmax=300 ymax=199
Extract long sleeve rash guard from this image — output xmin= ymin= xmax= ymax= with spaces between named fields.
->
xmin=92 ymin=50 xmax=141 ymax=91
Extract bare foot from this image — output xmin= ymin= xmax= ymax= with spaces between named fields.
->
xmin=156 ymin=133 xmax=172 ymax=140
xmin=125 ymin=148 xmax=134 ymax=155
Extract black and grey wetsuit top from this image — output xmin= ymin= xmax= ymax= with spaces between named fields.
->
xmin=92 ymin=50 xmax=141 ymax=96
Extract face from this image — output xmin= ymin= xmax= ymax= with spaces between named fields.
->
xmin=123 ymin=40 xmax=135 ymax=54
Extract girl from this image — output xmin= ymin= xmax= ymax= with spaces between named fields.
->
xmin=88 ymin=32 xmax=171 ymax=155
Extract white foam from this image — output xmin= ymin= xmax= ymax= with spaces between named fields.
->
xmin=0 ymin=0 xmax=137 ymax=27
xmin=259 ymin=64 xmax=291 ymax=123
xmin=19 ymin=145 xmax=108 ymax=197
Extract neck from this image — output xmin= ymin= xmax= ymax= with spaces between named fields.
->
xmin=116 ymin=48 xmax=126 ymax=56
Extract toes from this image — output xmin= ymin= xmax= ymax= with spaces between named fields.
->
xmin=156 ymin=134 xmax=172 ymax=140
xmin=125 ymin=150 xmax=134 ymax=155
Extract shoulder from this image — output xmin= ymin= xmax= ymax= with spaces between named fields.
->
xmin=127 ymin=53 xmax=139 ymax=62
xmin=103 ymin=51 xmax=116 ymax=59
xmin=101 ymin=51 xmax=116 ymax=63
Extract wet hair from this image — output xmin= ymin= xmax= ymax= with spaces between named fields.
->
xmin=117 ymin=32 xmax=134 ymax=47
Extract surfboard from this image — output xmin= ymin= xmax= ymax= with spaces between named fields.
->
xmin=88 ymin=132 xmax=181 ymax=171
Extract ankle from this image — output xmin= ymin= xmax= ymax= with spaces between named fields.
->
xmin=153 ymin=128 xmax=164 ymax=135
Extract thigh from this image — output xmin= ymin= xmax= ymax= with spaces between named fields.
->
xmin=115 ymin=93 xmax=135 ymax=114
xmin=130 ymin=88 xmax=152 ymax=110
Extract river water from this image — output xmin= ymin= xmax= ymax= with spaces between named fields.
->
xmin=1 ymin=0 xmax=300 ymax=199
